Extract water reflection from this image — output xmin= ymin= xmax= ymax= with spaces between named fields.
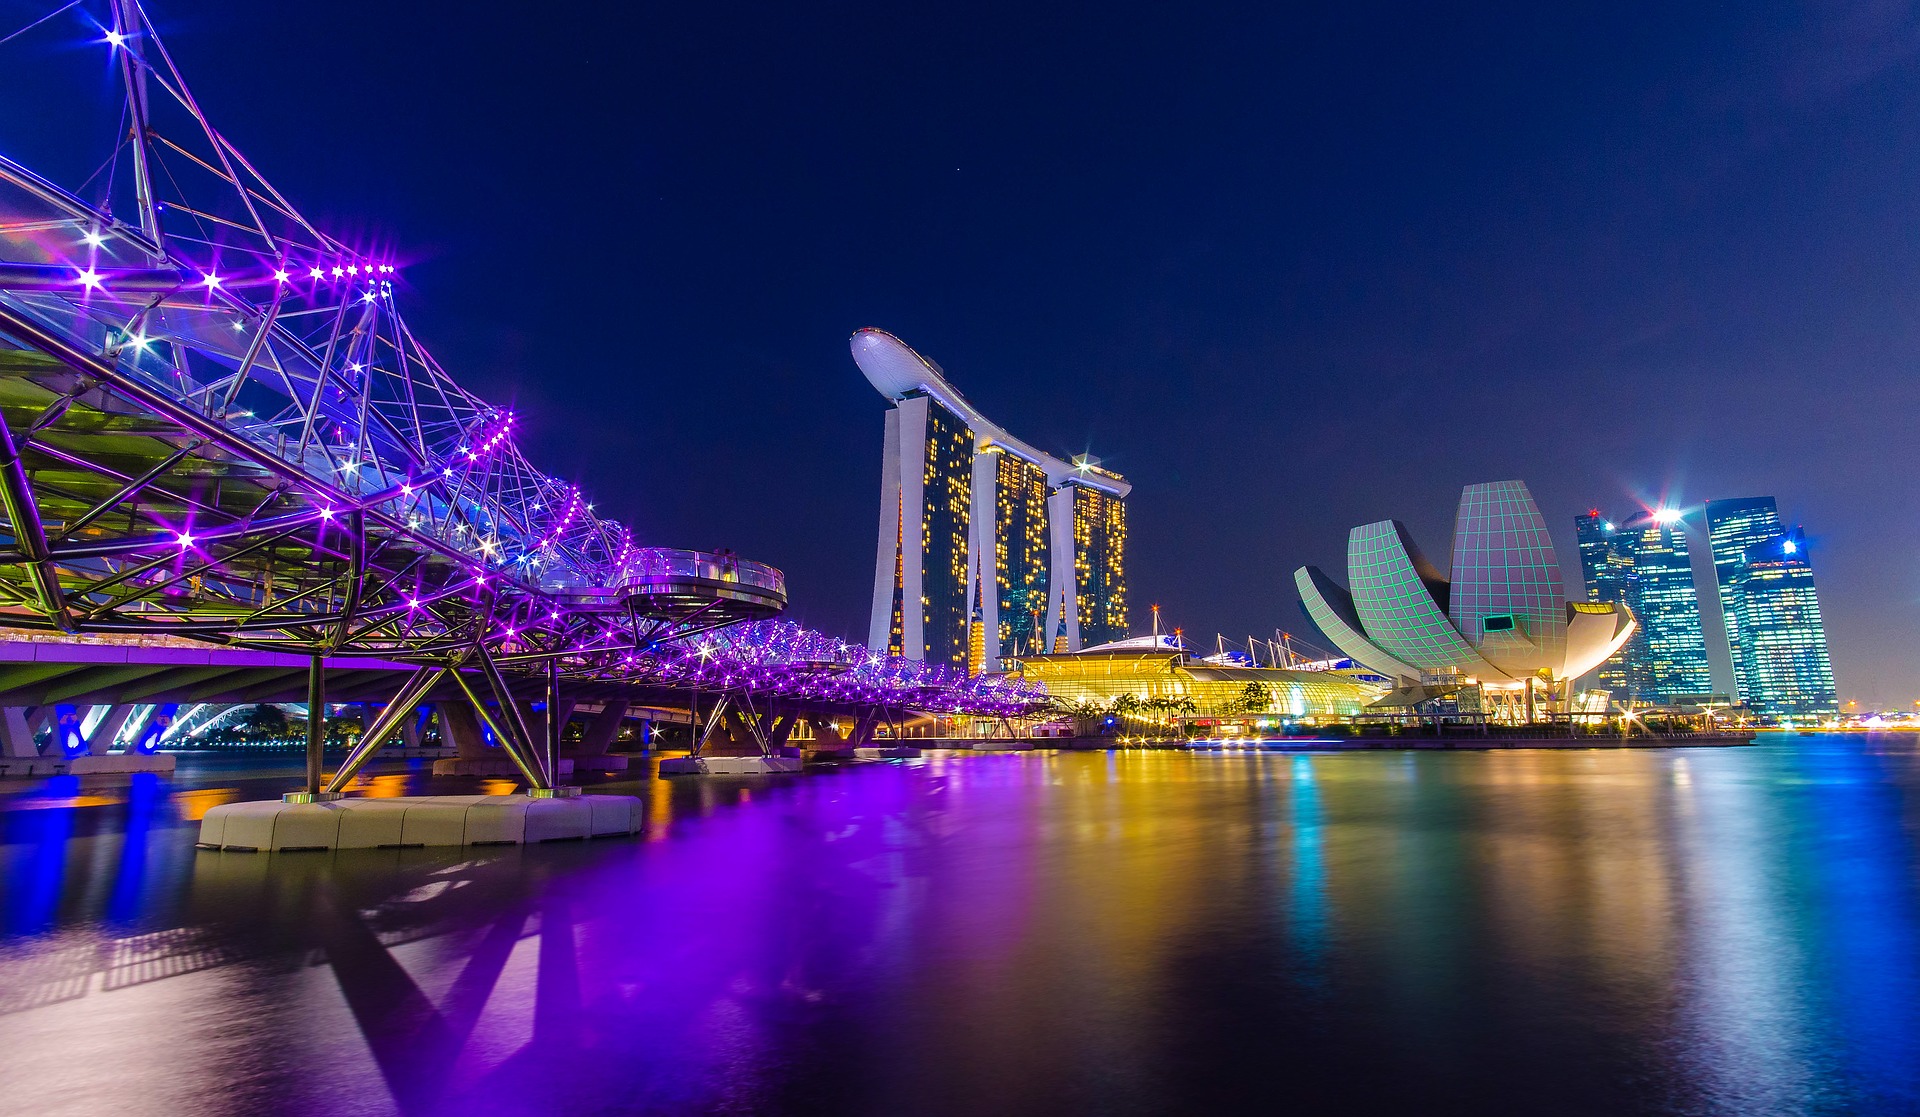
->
xmin=0 ymin=740 xmax=1912 ymax=1115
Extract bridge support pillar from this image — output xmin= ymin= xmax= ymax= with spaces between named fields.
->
xmin=439 ymin=702 xmax=490 ymax=759
xmin=567 ymin=701 xmax=629 ymax=771
xmin=114 ymin=705 xmax=156 ymax=752
xmin=86 ymin=705 xmax=136 ymax=756
xmin=575 ymin=702 xmax=628 ymax=754
xmin=0 ymin=707 xmax=37 ymax=758
xmin=301 ymin=655 xmax=330 ymax=799
xmin=26 ymin=706 xmax=53 ymax=755
xmin=399 ymin=706 xmax=424 ymax=750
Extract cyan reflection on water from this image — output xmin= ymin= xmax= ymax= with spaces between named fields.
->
xmin=0 ymin=739 xmax=1916 ymax=1116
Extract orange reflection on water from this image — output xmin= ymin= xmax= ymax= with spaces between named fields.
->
xmin=648 ymin=771 xmax=673 ymax=840
xmin=355 ymin=774 xmax=411 ymax=798
xmin=479 ymin=779 xmax=518 ymax=796
xmin=3 ymin=793 xmax=124 ymax=811
xmin=172 ymin=787 xmax=240 ymax=821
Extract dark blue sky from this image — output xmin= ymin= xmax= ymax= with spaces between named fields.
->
xmin=6 ymin=1 xmax=1916 ymax=703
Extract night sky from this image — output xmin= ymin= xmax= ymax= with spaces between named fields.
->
xmin=4 ymin=2 xmax=1915 ymax=704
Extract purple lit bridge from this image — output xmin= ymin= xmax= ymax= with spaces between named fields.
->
xmin=0 ymin=1 xmax=1046 ymax=791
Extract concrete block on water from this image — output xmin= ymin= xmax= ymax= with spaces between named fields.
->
xmin=524 ymin=797 xmax=595 ymax=842
xmin=462 ymin=797 xmax=529 ymax=845
xmin=587 ymin=795 xmax=643 ymax=836
xmin=334 ymin=800 xmax=408 ymax=849
xmin=67 ymin=754 xmax=176 ymax=775
xmin=270 ymin=803 xmax=345 ymax=850
xmin=401 ymin=798 xmax=483 ymax=846
xmin=197 ymin=793 xmax=645 ymax=849
xmin=569 ymin=754 xmax=629 ymax=771
xmin=658 ymin=755 xmax=803 ymax=775
xmin=203 ymin=800 xmax=286 ymax=851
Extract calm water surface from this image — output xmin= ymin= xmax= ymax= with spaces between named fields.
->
xmin=1 ymin=737 xmax=1917 ymax=1116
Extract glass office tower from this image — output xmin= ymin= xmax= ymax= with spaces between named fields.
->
xmin=1574 ymin=509 xmax=1711 ymax=704
xmin=1703 ymin=496 xmax=1782 ymax=703
xmin=1574 ymin=512 xmax=1636 ymax=693
xmin=1706 ymin=498 xmax=1838 ymax=718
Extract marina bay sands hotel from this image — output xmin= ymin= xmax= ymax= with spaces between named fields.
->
xmin=853 ymin=329 xmax=1129 ymax=673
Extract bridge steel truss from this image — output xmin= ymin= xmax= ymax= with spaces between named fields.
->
xmin=0 ymin=1 xmax=1048 ymax=790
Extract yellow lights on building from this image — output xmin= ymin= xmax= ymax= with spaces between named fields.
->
xmin=857 ymin=328 xmax=1131 ymax=670
xmin=992 ymin=449 xmax=1051 ymax=657
xmin=1072 ymin=487 xmax=1128 ymax=647
xmin=1007 ymin=649 xmax=1382 ymax=723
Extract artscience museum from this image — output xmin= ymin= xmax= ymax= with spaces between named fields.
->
xmin=1294 ymin=481 xmax=1635 ymax=707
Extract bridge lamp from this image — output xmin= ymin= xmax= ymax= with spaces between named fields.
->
xmin=81 ymin=228 xmax=106 ymax=248
xmin=274 ymin=269 xmax=290 ymax=283
xmin=103 ymin=29 xmax=126 ymax=48
xmin=76 ymin=268 xmax=102 ymax=289
xmin=175 ymin=532 xmax=194 ymax=548
xmin=318 ymin=507 xmax=334 ymax=520
xmin=202 ymin=273 xmax=221 ymax=288
xmin=310 ymin=267 xmax=325 ymax=279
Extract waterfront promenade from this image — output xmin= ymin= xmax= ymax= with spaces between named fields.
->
xmin=2 ymin=737 xmax=1916 ymax=1115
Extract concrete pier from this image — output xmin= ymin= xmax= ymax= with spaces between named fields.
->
xmin=658 ymin=755 xmax=802 ymax=775
xmin=196 ymin=793 xmax=643 ymax=851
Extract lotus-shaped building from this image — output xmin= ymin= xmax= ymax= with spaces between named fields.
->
xmin=1294 ymin=481 xmax=1634 ymax=687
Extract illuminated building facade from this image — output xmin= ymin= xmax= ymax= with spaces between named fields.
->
xmin=989 ymin=448 xmax=1052 ymax=659
xmin=1574 ymin=509 xmax=1712 ymax=704
xmin=1294 ymin=481 xmax=1635 ymax=698
xmin=1067 ymin=473 xmax=1128 ymax=647
xmin=1705 ymin=498 xmax=1838 ymax=717
xmin=857 ymin=329 xmax=1130 ymax=670
xmin=1007 ymin=642 xmax=1382 ymax=722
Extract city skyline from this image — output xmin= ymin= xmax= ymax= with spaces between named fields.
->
xmin=2 ymin=4 xmax=1907 ymax=703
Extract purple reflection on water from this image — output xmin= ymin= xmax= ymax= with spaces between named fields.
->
xmin=0 ymin=742 xmax=1916 ymax=1116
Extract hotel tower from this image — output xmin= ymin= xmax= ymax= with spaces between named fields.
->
xmin=854 ymin=329 xmax=1130 ymax=673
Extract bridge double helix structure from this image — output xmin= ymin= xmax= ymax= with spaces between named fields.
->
xmin=0 ymin=0 xmax=1046 ymax=790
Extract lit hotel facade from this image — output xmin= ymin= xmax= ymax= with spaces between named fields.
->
xmin=855 ymin=329 xmax=1129 ymax=672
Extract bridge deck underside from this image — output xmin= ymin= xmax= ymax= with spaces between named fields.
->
xmin=0 ymin=655 xmax=925 ymax=716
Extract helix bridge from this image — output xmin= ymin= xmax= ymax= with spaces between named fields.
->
xmin=0 ymin=0 xmax=1046 ymax=789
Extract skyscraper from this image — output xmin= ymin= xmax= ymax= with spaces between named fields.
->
xmin=871 ymin=392 xmax=974 ymax=667
xmin=856 ymin=329 xmax=1130 ymax=671
xmin=984 ymin=446 xmax=1051 ymax=659
xmin=1704 ymin=499 xmax=1838 ymax=717
xmin=1065 ymin=465 xmax=1128 ymax=648
xmin=1574 ymin=508 xmax=1712 ymax=704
